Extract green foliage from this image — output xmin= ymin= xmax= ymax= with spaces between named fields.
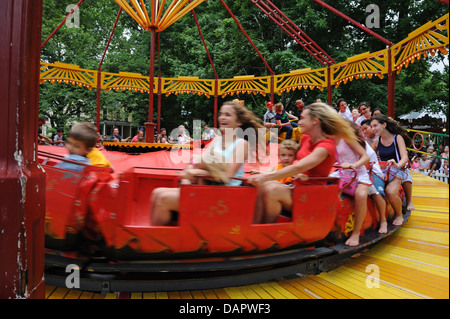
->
xmin=40 ymin=0 xmax=448 ymax=133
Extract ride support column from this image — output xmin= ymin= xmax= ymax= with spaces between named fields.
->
xmin=146 ymin=27 xmax=157 ymax=143
xmin=0 ymin=0 xmax=46 ymax=298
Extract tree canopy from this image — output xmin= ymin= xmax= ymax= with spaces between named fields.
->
xmin=39 ymin=0 xmax=449 ymax=135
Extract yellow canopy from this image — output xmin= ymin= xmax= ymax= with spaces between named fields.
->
xmin=114 ymin=0 xmax=206 ymax=32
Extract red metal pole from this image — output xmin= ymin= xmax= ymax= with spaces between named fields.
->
xmin=270 ymin=75 xmax=274 ymax=104
xmin=251 ymin=0 xmax=334 ymax=65
xmin=214 ymin=79 xmax=219 ymax=128
xmin=0 ymin=0 xmax=46 ymax=299
xmin=41 ymin=0 xmax=85 ymax=49
xmin=191 ymin=5 xmax=220 ymax=127
xmin=387 ymin=47 xmax=395 ymax=118
xmin=327 ymin=65 xmax=333 ymax=105
xmin=96 ymin=8 xmax=122 ymax=132
xmin=157 ymin=33 xmax=161 ymax=135
xmin=145 ymin=28 xmax=157 ymax=143
xmin=313 ymin=0 xmax=393 ymax=47
xmin=191 ymin=7 xmax=219 ymax=79
xmin=96 ymin=71 xmax=102 ymax=132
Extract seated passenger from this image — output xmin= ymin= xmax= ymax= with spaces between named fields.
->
xmin=56 ymin=122 xmax=97 ymax=173
xmin=251 ymin=139 xmax=301 ymax=185
xmin=330 ymin=121 xmax=370 ymax=246
xmin=274 ymin=102 xmax=298 ymax=140
xmin=150 ymin=101 xmax=264 ymax=226
xmin=365 ymin=141 xmax=388 ymax=234
xmin=86 ymin=132 xmax=112 ymax=168
xmin=370 ymin=114 xmax=413 ymax=226
xmin=87 ymin=147 xmax=111 ymax=167
xmin=247 ymin=103 xmax=358 ymax=224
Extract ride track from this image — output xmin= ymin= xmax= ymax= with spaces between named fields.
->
xmin=44 ymin=170 xmax=448 ymax=299
xmin=37 ymin=1 xmax=449 ymax=297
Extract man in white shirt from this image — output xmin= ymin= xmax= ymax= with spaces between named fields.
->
xmin=336 ymin=98 xmax=353 ymax=121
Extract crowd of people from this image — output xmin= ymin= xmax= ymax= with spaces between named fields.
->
xmin=411 ymin=145 xmax=449 ymax=176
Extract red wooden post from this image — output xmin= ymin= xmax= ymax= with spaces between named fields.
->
xmin=41 ymin=0 xmax=85 ymax=49
xmin=327 ymin=65 xmax=333 ymax=106
xmin=387 ymin=47 xmax=395 ymax=118
xmin=270 ymin=75 xmax=275 ymax=104
xmin=96 ymin=71 xmax=102 ymax=132
xmin=157 ymin=33 xmax=162 ymax=135
xmin=146 ymin=28 xmax=157 ymax=143
xmin=0 ymin=0 xmax=46 ymax=299
xmin=214 ymin=80 xmax=219 ymax=128
xmin=96 ymin=8 xmax=122 ymax=132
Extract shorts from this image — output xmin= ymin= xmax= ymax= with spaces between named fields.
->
xmin=383 ymin=167 xmax=408 ymax=183
xmin=402 ymin=169 xmax=413 ymax=183
xmin=369 ymin=173 xmax=386 ymax=197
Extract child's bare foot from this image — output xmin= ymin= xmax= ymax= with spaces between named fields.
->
xmin=393 ymin=215 xmax=404 ymax=226
xmin=406 ymin=201 xmax=415 ymax=211
xmin=345 ymin=233 xmax=360 ymax=247
xmin=378 ymin=221 xmax=388 ymax=234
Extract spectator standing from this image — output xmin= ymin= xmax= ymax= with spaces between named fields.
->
xmin=53 ymin=128 xmax=65 ymax=146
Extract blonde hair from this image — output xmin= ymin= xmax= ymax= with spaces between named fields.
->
xmin=278 ymin=139 xmax=299 ymax=153
xmin=305 ymin=103 xmax=357 ymax=144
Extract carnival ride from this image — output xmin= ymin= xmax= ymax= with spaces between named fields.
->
xmin=40 ymin=1 xmax=449 ymax=142
xmin=39 ymin=1 xmax=447 ymax=293
xmin=39 ymin=142 xmax=410 ymax=292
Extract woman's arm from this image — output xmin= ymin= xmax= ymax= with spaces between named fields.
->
xmin=340 ymin=141 xmax=370 ymax=169
xmin=247 ymin=147 xmax=329 ymax=187
xmin=276 ymin=119 xmax=290 ymax=127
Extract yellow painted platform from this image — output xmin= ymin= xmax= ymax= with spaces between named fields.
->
xmin=45 ymin=171 xmax=449 ymax=299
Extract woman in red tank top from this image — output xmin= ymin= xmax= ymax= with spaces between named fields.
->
xmin=248 ymin=103 xmax=359 ymax=224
